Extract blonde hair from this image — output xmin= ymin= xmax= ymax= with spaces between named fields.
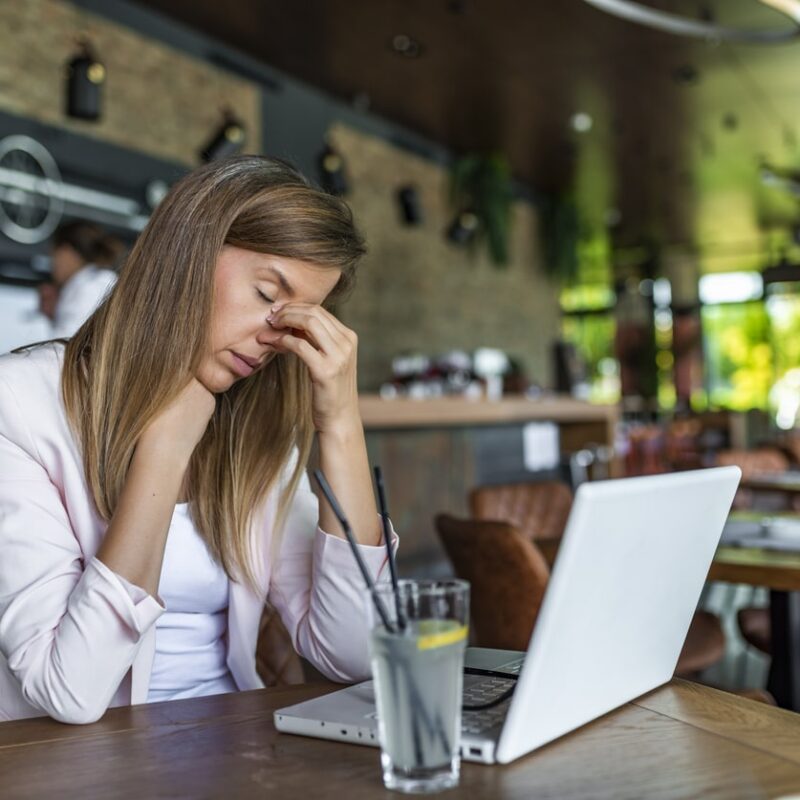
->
xmin=61 ymin=156 xmax=365 ymax=591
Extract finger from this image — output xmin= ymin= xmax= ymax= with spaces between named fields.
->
xmin=271 ymin=307 xmax=346 ymax=354
xmin=272 ymin=331 xmax=327 ymax=375
xmin=281 ymin=305 xmax=356 ymax=351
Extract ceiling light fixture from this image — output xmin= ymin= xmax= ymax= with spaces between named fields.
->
xmin=570 ymin=112 xmax=593 ymax=133
xmin=581 ymin=0 xmax=800 ymax=42
xmin=391 ymin=34 xmax=424 ymax=58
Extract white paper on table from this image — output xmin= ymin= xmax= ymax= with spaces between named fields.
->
xmin=523 ymin=422 xmax=560 ymax=472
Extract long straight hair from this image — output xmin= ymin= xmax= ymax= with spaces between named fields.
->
xmin=61 ymin=156 xmax=365 ymax=591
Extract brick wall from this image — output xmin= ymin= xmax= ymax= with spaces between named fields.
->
xmin=0 ymin=2 xmax=561 ymax=390
xmin=329 ymin=123 xmax=561 ymax=390
xmin=0 ymin=0 xmax=261 ymax=165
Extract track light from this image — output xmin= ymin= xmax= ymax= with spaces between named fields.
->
xmin=397 ymin=185 xmax=423 ymax=225
xmin=65 ymin=39 xmax=105 ymax=121
xmin=199 ymin=111 xmax=246 ymax=162
xmin=317 ymin=143 xmax=348 ymax=196
xmin=446 ymin=209 xmax=479 ymax=245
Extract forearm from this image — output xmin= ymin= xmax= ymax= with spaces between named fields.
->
xmin=317 ymin=416 xmax=381 ymax=546
xmin=95 ymin=441 xmax=188 ymax=597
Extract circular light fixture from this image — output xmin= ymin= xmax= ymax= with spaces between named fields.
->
xmin=391 ymin=33 xmax=423 ymax=58
xmin=0 ymin=135 xmax=64 ymax=244
xmin=581 ymin=0 xmax=800 ymax=42
xmin=570 ymin=112 xmax=593 ymax=133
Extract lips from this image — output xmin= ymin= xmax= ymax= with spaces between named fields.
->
xmin=230 ymin=351 xmax=258 ymax=377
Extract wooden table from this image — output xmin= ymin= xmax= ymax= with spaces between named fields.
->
xmin=2 ymin=680 xmax=800 ymax=798
xmin=740 ymin=472 xmax=800 ymax=496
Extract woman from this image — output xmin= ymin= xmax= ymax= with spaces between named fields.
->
xmin=0 ymin=156 xmax=395 ymax=724
xmin=40 ymin=221 xmax=122 ymax=337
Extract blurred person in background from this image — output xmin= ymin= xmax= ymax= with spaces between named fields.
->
xmin=39 ymin=221 xmax=122 ymax=338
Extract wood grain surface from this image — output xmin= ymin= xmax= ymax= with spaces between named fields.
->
xmin=1 ymin=680 xmax=799 ymax=799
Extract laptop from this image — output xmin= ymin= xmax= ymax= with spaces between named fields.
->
xmin=274 ymin=466 xmax=741 ymax=765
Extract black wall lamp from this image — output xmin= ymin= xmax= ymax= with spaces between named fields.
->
xmin=65 ymin=39 xmax=105 ymax=121
xmin=446 ymin=209 xmax=479 ymax=245
xmin=317 ymin=143 xmax=348 ymax=196
xmin=397 ymin=185 xmax=423 ymax=225
xmin=200 ymin=110 xmax=246 ymax=162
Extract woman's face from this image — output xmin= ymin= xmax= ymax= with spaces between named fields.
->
xmin=197 ymin=245 xmax=341 ymax=393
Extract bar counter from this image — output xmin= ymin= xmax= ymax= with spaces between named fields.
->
xmin=359 ymin=394 xmax=618 ymax=429
xmin=354 ymin=394 xmax=618 ymax=573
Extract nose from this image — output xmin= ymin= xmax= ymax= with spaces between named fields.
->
xmin=256 ymin=317 xmax=280 ymax=345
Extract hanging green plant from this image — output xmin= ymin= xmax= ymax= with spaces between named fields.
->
xmin=449 ymin=153 xmax=513 ymax=267
xmin=539 ymin=192 xmax=580 ymax=284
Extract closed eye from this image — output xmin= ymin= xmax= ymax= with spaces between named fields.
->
xmin=256 ymin=288 xmax=275 ymax=304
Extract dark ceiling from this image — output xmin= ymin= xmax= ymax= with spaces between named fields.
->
xmin=135 ymin=0 xmax=800 ymax=273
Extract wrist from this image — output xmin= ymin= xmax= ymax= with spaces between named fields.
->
xmin=317 ymin=413 xmax=364 ymax=445
xmin=134 ymin=434 xmax=192 ymax=474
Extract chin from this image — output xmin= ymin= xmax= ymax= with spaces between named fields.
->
xmin=197 ymin=365 xmax=236 ymax=394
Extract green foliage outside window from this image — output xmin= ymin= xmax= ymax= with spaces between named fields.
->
xmin=561 ymin=314 xmax=620 ymax=404
xmin=702 ymin=302 xmax=772 ymax=411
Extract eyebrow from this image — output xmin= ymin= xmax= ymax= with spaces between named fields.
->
xmin=262 ymin=265 xmax=296 ymax=298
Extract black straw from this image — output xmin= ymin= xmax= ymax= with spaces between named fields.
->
xmin=314 ymin=469 xmax=450 ymax=760
xmin=373 ymin=465 xmax=406 ymax=631
xmin=313 ymin=469 xmax=396 ymax=633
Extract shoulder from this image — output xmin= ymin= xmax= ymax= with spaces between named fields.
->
xmin=0 ymin=343 xmax=65 ymax=443
xmin=0 ymin=342 xmax=64 ymax=393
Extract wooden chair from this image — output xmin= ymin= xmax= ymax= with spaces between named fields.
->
xmin=435 ymin=514 xmax=550 ymax=651
xmin=469 ymin=480 xmax=573 ymax=542
xmin=715 ymin=447 xmax=790 ymax=510
xmin=737 ymin=606 xmax=771 ymax=656
xmin=436 ymin=513 xmax=725 ymax=678
xmin=255 ymin=601 xmax=306 ymax=686
xmin=715 ymin=447 xmax=789 ymax=476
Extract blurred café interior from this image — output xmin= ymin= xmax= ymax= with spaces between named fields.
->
xmin=3 ymin=0 xmax=800 ymax=790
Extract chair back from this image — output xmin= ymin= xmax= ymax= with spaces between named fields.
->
xmin=715 ymin=448 xmax=789 ymax=479
xmin=435 ymin=514 xmax=550 ymax=651
xmin=469 ymin=480 xmax=572 ymax=541
xmin=715 ymin=448 xmax=790 ymax=510
xmin=256 ymin=602 xmax=305 ymax=686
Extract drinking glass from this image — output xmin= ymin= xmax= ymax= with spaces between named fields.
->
xmin=365 ymin=579 xmax=469 ymax=793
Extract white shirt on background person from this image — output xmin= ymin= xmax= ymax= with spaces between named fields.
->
xmin=51 ymin=264 xmax=117 ymax=338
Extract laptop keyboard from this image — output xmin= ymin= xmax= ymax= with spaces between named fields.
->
xmin=462 ymin=676 xmax=516 ymax=735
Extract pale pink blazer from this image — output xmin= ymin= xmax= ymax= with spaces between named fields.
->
xmin=0 ymin=343 xmax=395 ymax=724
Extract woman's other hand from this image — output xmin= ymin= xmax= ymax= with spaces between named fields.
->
xmin=139 ymin=378 xmax=217 ymax=463
xmin=268 ymin=303 xmax=359 ymax=434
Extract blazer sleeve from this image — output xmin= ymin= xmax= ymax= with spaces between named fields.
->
xmin=267 ymin=465 xmax=399 ymax=683
xmin=0 ymin=375 xmax=164 ymax=724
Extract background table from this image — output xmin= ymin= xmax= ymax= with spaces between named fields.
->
xmin=1 ymin=680 xmax=800 ymax=798
xmin=740 ymin=472 xmax=800 ymax=497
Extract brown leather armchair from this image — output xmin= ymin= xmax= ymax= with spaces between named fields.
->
xmin=469 ymin=480 xmax=573 ymax=542
xmin=436 ymin=512 xmax=725 ymax=678
xmin=435 ymin=514 xmax=549 ymax=650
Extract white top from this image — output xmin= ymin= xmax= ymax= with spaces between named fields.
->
xmin=52 ymin=265 xmax=117 ymax=338
xmin=123 ymin=504 xmax=237 ymax=703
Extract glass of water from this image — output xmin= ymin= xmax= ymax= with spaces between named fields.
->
xmin=365 ymin=579 xmax=470 ymax=793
